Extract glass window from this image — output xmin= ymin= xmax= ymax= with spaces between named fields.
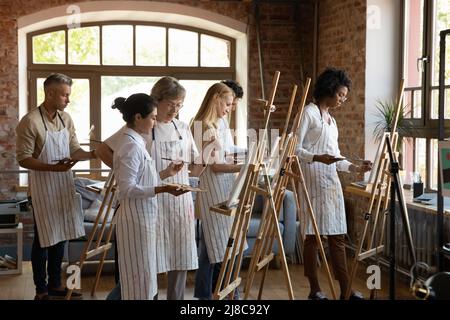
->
xmin=200 ymin=34 xmax=231 ymax=67
xmin=136 ymin=26 xmax=166 ymax=66
xmin=178 ymin=80 xmax=218 ymax=124
xmin=431 ymin=0 xmax=450 ymax=86
xmin=102 ymin=25 xmax=133 ymax=65
xmin=101 ymin=76 xmax=159 ymax=140
xmin=430 ymin=139 xmax=438 ymax=190
xmin=168 ymin=28 xmax=198 ymax=66
xmin=415 ymin=138 xmax=427 ymax=186
xmin=32 ymin=31 xmax=65 ymax=64
xmin=68 ymin=26 xmax=100 ymax=65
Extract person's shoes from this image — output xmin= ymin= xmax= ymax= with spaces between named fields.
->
xmin=341 ymin=291 xmax=364 ymax=300
xmin=34 ymin=293 xmax=49 ymax=300
xmin=48 ymin=287 xmax=83 ymax=300
xmin=308 ymin=291 xmax=328 ymax=300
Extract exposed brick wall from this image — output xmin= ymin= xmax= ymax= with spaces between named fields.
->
xmin=247 ymin=0 xmax=315 ymax=132
xmin=0 ymin=0 xmax=316 ymax=243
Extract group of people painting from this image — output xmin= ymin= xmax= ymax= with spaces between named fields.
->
xmin=16 ymin=67 xmax=372 ymax=301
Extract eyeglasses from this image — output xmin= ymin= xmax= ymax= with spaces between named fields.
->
xmin=337 ymin=94 xmax=348 ymax=103
xmin=165 ymin=100 xmax=184 ymax=110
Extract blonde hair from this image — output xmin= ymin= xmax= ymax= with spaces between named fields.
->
xmin=191 ymin=83 xmax=234 ymax=133
xmin=150 ymin=76 xmax=186 ymax=102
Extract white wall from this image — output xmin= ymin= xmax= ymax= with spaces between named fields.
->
xmin=365 ymin=0 xmax=401 ymax=166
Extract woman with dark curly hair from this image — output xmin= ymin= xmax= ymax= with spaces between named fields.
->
xmin=296 ymin=68 xmax=372 ymax=300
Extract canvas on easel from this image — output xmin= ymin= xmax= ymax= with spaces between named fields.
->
xmin=225 ymin=141 xmax=258 ymax=208
xmin=345 ymin=79 xmax=417 ymax=299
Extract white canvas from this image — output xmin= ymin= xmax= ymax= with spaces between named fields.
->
xmin=225 ymin=141 xmax=258 ymax=208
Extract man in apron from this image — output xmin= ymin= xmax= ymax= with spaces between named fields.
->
xmin=16 ymin=73 xmax=97 ymax=300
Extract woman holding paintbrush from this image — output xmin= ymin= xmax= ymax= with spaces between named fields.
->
xmin=296 ymin=68 xmax=372 ymax=300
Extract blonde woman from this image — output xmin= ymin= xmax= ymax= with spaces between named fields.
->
xmin=191 ymin=83 xmax=242 ymax=300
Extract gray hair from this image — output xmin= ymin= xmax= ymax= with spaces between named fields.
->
xmin=43 ymin=73 xmax=73 ymax=88
xmin=151 ymin=76 xmax=186 ymax=102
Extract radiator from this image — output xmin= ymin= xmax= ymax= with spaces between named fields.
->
xmin=386 ymin=205 xmax=450 ymax=272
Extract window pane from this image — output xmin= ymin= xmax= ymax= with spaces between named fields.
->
xmin=136 ymin=26 xmax=165 ymax=66
xmin=430 ymin=139 xmax=438 ymax=190
xmin=431 ymin=88 xmax=450 ymax=119
xmin=404 ymin=0 xmax=424 ymax=87
xmin=403 ymin=137 xmax=414 ymax=185
xmin=431 ymin=0 xmax=450 ymax=86
xmin=168 ymin=29 xmax=198 ymax=66
xmin=178 ymin=80 xmax=218 ymax=125
xmin=68 ymin=26 xmax=100 ymax=65
xmin=102 ymin=25 xmax=133 ymax=65
xmin=101 ymin=76 xmax=159 ymax=140
xmin=200 ymin=34 xmax=230 ymax=67
xmin=32 ymin=31 xmax=65 ymax=64
xmin=404 ymin=90 xmax=413 ymax=119
xmin=413 ymin=89 xmax=422 ymax=118
xmin=415 ymin=138 xmax=427 ymax=186
xmin=36 ymin=78 xmax=91 ymax=170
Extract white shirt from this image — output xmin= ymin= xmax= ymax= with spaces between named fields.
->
xmin=295 ymin=103 xmax=352 ymax=172
xmin=113 ymin=128 xmax=158 ymax=200
xmin=105 ymin=125 xmax=151 ymax=153
xmin=151 ymin=119 xmax=199 ymax=163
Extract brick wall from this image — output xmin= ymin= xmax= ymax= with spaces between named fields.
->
xmin=247 ymin=0 xmax=315 ymax=132
xmin=0 ymin=0 xmax=369 ymax=244
xmin=316 ymin=0 xmax=367 ymax=242
xmin=0 ymin=0 xmax=317 ymax=243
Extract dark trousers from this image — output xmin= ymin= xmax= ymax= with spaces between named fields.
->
xmin=31 ymin=224 xmax=66 ymax=294
xmin=303 ymin=234 xmax=350 ymax=295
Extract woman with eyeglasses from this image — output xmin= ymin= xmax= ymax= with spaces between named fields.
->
xmin=149 ymin=76 xmax=205 ymax=300
xmin=295 ymin=68 xmax=372 ymax=300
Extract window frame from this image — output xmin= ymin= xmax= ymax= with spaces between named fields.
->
xmin=401 ymin=0 xmax=450 ymax=191
xmin=27 ymin=21 xmax=237 ymax=177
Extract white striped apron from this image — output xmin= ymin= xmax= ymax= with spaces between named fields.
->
xmin=151 ymin=121 xmax=198 ymax=273
xmin=115 ymin=135 xmax=158 ymax=300
xmin=29 ymin=107 xmax=84 ymax=248
xmin=197 ymin=126 xmax=236 ymax=264
xmin=299 ymin=114 xmax=347 ymax=235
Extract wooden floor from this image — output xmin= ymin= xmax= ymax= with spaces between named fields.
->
xmin=0 ymin=259 xmax=413 ymax=300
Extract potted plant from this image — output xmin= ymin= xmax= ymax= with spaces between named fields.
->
xmin=372 ymin=99 xmax=414 ymax=168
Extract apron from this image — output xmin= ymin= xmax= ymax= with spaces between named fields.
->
xmin=197 ymin=125 xmax=236 ymax=264
xmin=29 ymin=107 xmax=84 ymax=248
xmin=151 ymin=121 xmax=198 ymax=273
xmin=299 ymin=113 xmax=347 ymax=235
xmin=115 ymin=134 xmax=158 ymax=300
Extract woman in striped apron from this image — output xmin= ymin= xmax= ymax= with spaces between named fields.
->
xmin=149 ymin=77 xmax=205 ymax=300
xmin=295 ymin=68 xmax=372 ymax=300
xmin=112 ymin=93 xmax=186 ymax=300
xmin=191 ymin=83 xmax=243 ymax=300
xmin=16 ymin=73 xmax=96 ymax=300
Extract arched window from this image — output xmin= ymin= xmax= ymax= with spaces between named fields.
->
xmin=27 ymin=22 xmax=236 ymax=172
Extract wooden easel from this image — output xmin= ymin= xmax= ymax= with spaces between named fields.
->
xmin=209 ymin=71 xmax=294 ymax=300
xmin=65 ymin=172 xmax=117 ymax=299
xmin=243 ymin=78 xmax=338 ymax=300
xmin=345 ymin=79 xmax=416 ymax=299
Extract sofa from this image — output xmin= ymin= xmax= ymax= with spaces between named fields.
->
xmin=67 ymin=177 xmax=298 ymax=271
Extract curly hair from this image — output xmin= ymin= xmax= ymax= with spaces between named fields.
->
xmin=313 ymin=68 xmax=351 ymax=101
